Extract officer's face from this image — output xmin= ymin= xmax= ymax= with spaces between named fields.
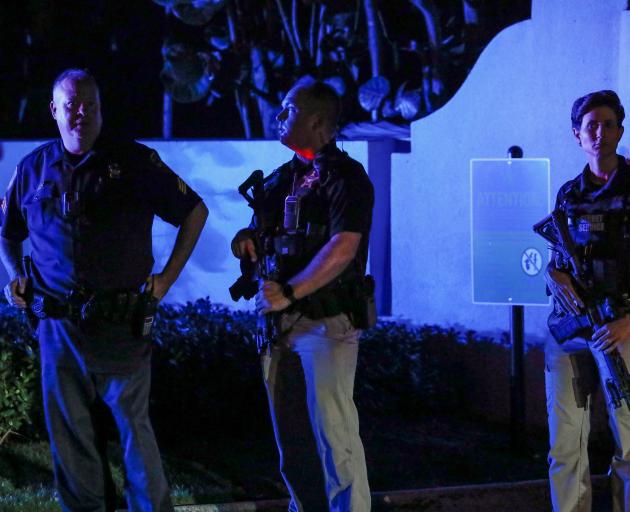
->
xmin=276 ymin=87 xmax=321 ymax=158
xmin=573 ymin=106 xmax=624 ymax=161
xmin=50 ymin=78 xmax=102 ymax=154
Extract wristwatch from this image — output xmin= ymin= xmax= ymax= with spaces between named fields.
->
xmin=282 ymin=283 xmax=297 ymax=304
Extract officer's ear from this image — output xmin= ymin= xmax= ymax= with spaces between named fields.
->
xmin=50 ymin=101 xmax=58 ymax=120
xmin=310 ymin=112 xmax=323 ymax=131
xmin=572 ymin=127 xmax=582 ymax=146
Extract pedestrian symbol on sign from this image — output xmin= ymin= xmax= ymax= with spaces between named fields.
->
xmin=521 ymin=248 xmax=542 ymax=276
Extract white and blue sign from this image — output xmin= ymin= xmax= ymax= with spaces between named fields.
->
xmin=470 ymin=158 xmax=551 ymax=306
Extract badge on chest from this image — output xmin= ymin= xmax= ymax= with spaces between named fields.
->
xmin=107 ymin=162 xmax=122 ymax=179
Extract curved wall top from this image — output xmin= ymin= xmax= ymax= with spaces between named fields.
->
xmin=391 ymin=0 xmax=630 ymax=339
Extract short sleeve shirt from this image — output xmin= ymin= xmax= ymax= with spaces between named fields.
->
xmin=253 ymin=141 xmax=374 ymax=281
xmin=0 ymin=138 xmax=202 ymax=299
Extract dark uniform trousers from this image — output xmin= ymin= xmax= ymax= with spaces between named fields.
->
xmin=39 ymin=318 xmax=173 ymax=512
xmin=0 ymin=138 xmax=201 ymax=512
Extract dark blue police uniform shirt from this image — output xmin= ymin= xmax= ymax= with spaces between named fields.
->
xmin=0 ymin=138 xmax=202 ymax=300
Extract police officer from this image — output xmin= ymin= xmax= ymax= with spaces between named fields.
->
xmin=231 ymin=78 xmax=373 ymax=511
xmin=545 ymin=90 xmax=630 ymax=511
xmin=0 ymin=68 xmax=208 ymax=511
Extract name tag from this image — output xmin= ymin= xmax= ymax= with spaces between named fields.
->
xmin=577 ymin=214 xmax=605 ymax=232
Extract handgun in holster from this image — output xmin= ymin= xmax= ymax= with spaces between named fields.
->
xmin=19 ymin=256 xmax=39 ymax=331
xmin=349 ymin=275 xmax=377 ymax=329
xmin=569 ymin=351 xmax=599 ymax=409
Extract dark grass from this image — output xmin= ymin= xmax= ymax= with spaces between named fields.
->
xmin=0 ymin=409 xmax=618 ymax=510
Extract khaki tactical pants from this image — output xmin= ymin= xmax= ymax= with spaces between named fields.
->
xmin=546 ymin=337 xmax=630 ymax=512
xmin=262 ymin=312 xmax=371 ymax=512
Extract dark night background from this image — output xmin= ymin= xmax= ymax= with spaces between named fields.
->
xmin=5 ymin=2 xmax=630 ymax=510
xmin=0 ymin=0 xmax=530 ymax=141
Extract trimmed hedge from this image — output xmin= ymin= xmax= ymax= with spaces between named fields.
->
xmin=150 ymin=300 xmax=267 ymax=442
xmin=0 ymin=297 xmax=535 ymax=446
xmin=0 ymin=303 xmax=38 ymax=445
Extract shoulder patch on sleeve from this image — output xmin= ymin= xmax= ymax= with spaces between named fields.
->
xmin=147 ymin=149 xmax=189 ymax=194
xmin=1 ymin=167 xmax=18 ymax=215
xmin=149 ymin=150 xmax=169 ymax=170
xmin=177 ymin=176 xmax=188 ymax=195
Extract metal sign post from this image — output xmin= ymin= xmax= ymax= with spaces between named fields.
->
xmin=470 ymin=148 xmax=550 ymax=450
xmin=508 ymin=145 xmax=525 ymax=451
xmin=510 ymin=302 xmax=525 ymax=449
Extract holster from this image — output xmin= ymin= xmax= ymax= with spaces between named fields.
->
xmin=345 ymin=275 xmax=377 ymax=329
xmin=295 ymin=275 xmax=377 ymax=329
xmin=569 ymin=351 xmax=599 ymax=409
xmin=19 ymin=256 xmax=39 ymax=331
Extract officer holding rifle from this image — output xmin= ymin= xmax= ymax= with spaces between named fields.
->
xmin=0 ymin=68 xmax=207 ymax=511
xmin=231 ymin=77 xmax=373 ymax=511
xmin=544 ymin=90 xmax=630 ymax=512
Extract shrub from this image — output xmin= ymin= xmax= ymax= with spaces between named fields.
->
xmin=150 ymin=300 xmax=268 ymax=443
xmin=149 ymin=299 xmax=518 ymax=442
xmin=0 ymin=302 xmax=39 ymax=445
xmin=0 ymin=296 xmax=523 ymax=447
xmin=356 ymin=322 xmax=504 ymax=416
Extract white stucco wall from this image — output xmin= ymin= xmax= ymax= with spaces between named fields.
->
xmin=0 ymin=140 xmax=369 ymax=308
xmin=3 ymin=0 xmax=629 ymax=335
xmin=391 ymin=0 xmax=630 ymax=341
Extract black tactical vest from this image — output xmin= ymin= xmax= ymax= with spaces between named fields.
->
xmin=559 ymin=165 xmax=630 ymax=300
xmin=259 ymin=145 xmax=364 ymax=285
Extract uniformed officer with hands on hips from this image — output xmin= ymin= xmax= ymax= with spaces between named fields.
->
xmin=0 ymin=68 xmax=208 ymax=511
xmin=232 ymin=77 xmax=373 ymax=511
xmin=544 ymin=90 xmax=630 ymax=512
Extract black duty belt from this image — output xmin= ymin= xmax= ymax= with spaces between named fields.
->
xmin=293 ymin=275 xmax=376 ymax=328
xmin=30 ymin=289 xmax=142 ymax=323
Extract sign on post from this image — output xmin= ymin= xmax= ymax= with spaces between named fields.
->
xmin=470 ymin=158 xmax=550 ymax=306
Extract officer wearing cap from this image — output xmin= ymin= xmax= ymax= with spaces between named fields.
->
xmin=0 ymin=68 xmax=208 ymax=511
xmin=545 ymin=90 xmax=630 ymax=511
xmin=231 ymin=77 xmax=373 ymax=511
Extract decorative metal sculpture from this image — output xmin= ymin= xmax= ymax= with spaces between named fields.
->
xmin=150 ymin=0 xmax=532 ymax=138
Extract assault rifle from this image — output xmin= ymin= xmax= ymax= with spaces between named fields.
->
xmin=229 ymin=170 xmax=279 ymax=353
xmin=533 ymin=210 xmax=630 ymax=410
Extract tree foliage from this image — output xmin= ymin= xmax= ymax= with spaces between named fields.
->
xmin=155 ymin=0 xmax=530 ymax=138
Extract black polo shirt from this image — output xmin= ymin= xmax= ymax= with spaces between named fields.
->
xmin=252 ymin=141 xmax=374 ymax=283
